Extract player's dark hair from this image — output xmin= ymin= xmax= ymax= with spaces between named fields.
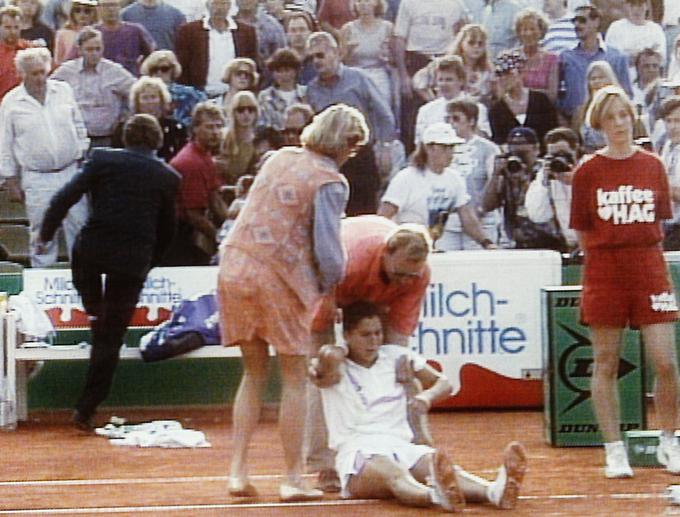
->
xmin=343 ymin=301 xmax=381 ymax=333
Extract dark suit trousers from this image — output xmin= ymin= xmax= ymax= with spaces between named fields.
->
xmin=72 ymin=250 xmax=146 ymax=419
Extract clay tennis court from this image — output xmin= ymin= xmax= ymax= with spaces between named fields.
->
xmin=1 ymin=405 xmax=678 ymax=516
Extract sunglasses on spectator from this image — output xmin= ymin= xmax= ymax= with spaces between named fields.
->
xmin=311 ymin=52 xmax=326 ymax=60
xmin=573 ymin=12 xmax=597 ymax=24
xmin=71 ymin=6 xmax=94 ymax=13
xmin=235 ymin=106 xmax=257 ymax=114
xmin=151 ymin=65 xmax=173 ymax=74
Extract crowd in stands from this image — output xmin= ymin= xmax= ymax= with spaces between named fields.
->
xmin=1 ymin=0 xmax=680 ymax=266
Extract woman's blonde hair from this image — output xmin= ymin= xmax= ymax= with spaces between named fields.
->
xmin=450 ymin=24 xmax=491 ymax=72
xmin=300 ymin=104 xmax=369 ymax=160
xmin=514 ymin=8 xmax=549 ymax=39
xmin=572 ymin=61 xmax=620 ymax=130
xmin=586 ymin=85 xmax=636 ymax=131
xmin=222 ymin=57 xmax=259 ymax=87
xmin=140 ymin=50 xmax=182 ymax=80
xmin=129 ymin=76 xmax=172 ymax=113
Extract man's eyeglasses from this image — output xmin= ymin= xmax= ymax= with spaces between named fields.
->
xmin=151 ymin=64 xmax=173 ymax=74
xmin=235 ymin=106 xmax=257 ymax=114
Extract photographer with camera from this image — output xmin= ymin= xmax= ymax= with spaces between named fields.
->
xmin=524 ymin=127 xmax=580 ymax=252
xmin=482 ymin=126 xmax=564 ymax=249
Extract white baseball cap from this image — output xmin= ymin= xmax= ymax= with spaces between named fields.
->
xmin=422 ymin=122 xmax=464 ymax=145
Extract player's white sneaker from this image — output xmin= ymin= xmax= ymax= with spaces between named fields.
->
xmin=604 ymin=442 xmax=633 ymax=479
xmin=429 ymin=450 xmax=465 ymax=512
xmin=487 ymin=441 xmax=528 ymax=509
xmin=657 ymin=435 xmax=680 ymax=474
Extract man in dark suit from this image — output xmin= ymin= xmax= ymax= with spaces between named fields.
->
xmin=175 ymin=0 xmax=257 ymax=96
xmin=38 ymin=114 xmax=181 ymax=431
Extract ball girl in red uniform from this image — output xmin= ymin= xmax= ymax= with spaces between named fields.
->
xmin=570 ymin=85 xmax=680 ymax=479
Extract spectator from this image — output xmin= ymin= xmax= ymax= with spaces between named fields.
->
xmin=412 ymin=24 xmax=494 ymax=105
xmin=378 ymin=122 xmax=494 ymax=249
xmin=438 ymin=97 xmax=503 ymax=250
xmin=524 ymin=126 xmax=580 ymax=251
xmin=38 ymin=114 xmax=179 ymax=431
xmin=141 ymin=49 xmax=207 ymax=126
xmin=121 ymin=0 xmax=186 ymax=51
xmin=339 ymin=0 xmax=397 ymax=121
xmin=234 ymin=0 xmax=286 ymax=65
xmin=264 ymin=0 xmax=286 ymax=24
xmin=216 ymin=90 xmax=259 ymax=185
xmin=0 ymin=6 xmax=34 ymax=102
xmin=558 ymin=4 xmax=632 ymax=121
xmin=163 ymin=0 xmax=206 ymax=22
xmin=317 ymin=0 xmax=353 ymax=40
xmin=481 ymin=0 xmax=522 ymax=59
xmin=0 ymin=47 xmax=89 ymax=266
xmin=13 ymin=0 xmax=54 ymax=52
xmin=605 ymin=0 xmax=666 ymax=80
xmin=51 ymin=27 xmax=135 ymax=148
xmin=175 ymin=0 xmax=257 ymax=95
xmin=283 ymin=9 xmax=316 ymax=84
xmin=306 ymin=30 xmax=398 ymax=215
xmin=541 ymin=0 xmax=579 ymax=54
xmin=166 ymin=102 xmax=229 ymax=266
xmin=53 ymin=0 xmax=98 ymax=66
xmin=257 ymin=48 xmax=307 ymax=130
xmin=217 ymin=56 xmax=259 ymax=119
xmin=489 ymin=51 xmax=558 ymax=147
xmin=572 ymin=60 xmax=620 ymax=153
xmin=252 ymin=125 xmax=283 ymax=159
xmin=632 ymin=48 xmax=663 ymax=108
xmin=482 ymin=127 xmax=564 ymax=249
xmin=414 ymin=55 xmax=490 ymax=146
xmin=394 ymin=0 xmax=468 ymax=153
xmin=659 ymin=95 xmax=680 ymax=250
xmin=91 ymin=0 xmax=155 ymax=76
xmin=41 ymin=0 xmax=69 ymax=31
xmin=281 ymin=101 xmax=314 ymax=145
xmin=114 ymin=76 xmax=187 ymax=161
xmin=512 ymin=8 xmax=559 ymax=102
xmin=669 ymin=33 xmax=680 ymax=82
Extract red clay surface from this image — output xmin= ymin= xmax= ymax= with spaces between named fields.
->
xmin=1 ymin=406 xmax=678 ymax=516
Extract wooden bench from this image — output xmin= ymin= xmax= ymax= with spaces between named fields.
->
xmin=0 ymin=312 xmax=272 ymax=428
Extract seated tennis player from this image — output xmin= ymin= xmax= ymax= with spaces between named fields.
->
xmin=310 ymin=301 xmax=527 ymax=512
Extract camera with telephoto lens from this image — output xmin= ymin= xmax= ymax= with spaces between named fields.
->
xmin=501 ymin=153 xmax=525 ymax=175
xmin=543 ymin=150 xmax=574 ymax=179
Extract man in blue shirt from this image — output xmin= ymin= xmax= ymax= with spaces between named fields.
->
xmin=305 ymin=31 xmax=398 ymax=215
xmin=121 ymin=0 xmax=186 ymax=51
xmin=558 ymin=4 xmax=631 ymax=120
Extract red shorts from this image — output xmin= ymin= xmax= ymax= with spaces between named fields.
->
xmin=581 ymin=247 xmax=678 ymax=328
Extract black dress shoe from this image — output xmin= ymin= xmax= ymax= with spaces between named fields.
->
xmin=71 ymin=410 xmax=95 ymax=432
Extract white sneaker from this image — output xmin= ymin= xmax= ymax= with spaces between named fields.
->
xmin=657 ymin=436 xmax=680 ymax=474
xmin=605 ymin=443 xmax=633 ymax=479
xmin=487 ymin=441 xmax=528 ymax=509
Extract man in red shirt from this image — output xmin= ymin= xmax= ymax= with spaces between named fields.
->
xmin=0 ymin=6 xmax=34 ymax=101
xmin=165 ymin=102 xmax=229 ymax=265
xmin=308 ymin=215 xmax=432 ymax=490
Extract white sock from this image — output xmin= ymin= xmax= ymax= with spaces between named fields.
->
xmin=486 ymin=465 xmax=507 ymax=507
xmin=604 ymin=441 xmax=624 ymax=454
xmin=429 ymin=486 xmax=442 ymax=505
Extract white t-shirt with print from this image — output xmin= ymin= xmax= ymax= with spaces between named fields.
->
xmin=382 ymin=165 xmax=471 ymax=226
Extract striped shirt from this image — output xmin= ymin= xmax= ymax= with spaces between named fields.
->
xmin=541 ymin=15 xmax=578 ymax=54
